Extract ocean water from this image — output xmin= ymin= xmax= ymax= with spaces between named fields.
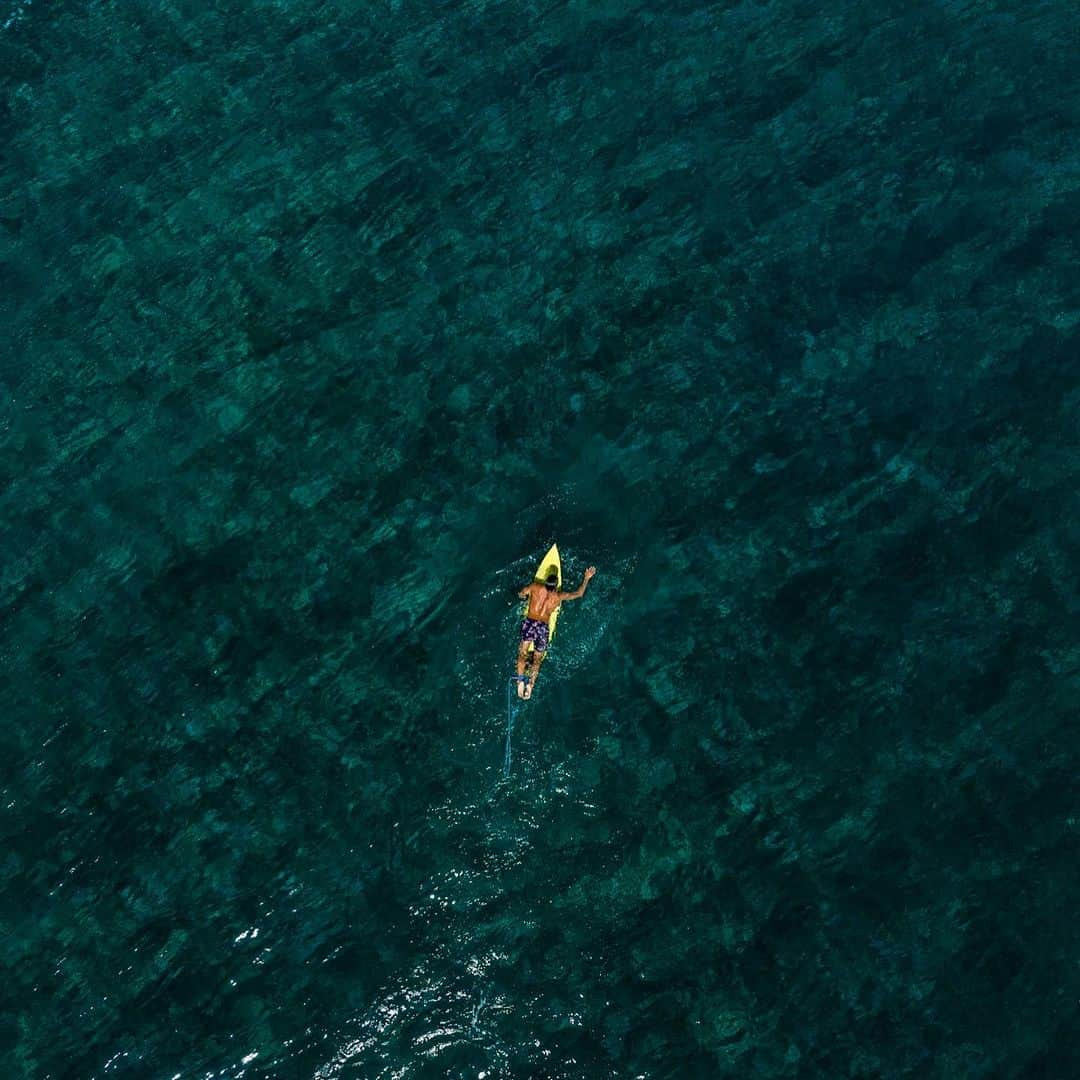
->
xmin=3 ymin=0 xmax=1079 ymax=1076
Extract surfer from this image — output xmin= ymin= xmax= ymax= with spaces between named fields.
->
xmin=515 ymin=566 xmax=596 ymax=699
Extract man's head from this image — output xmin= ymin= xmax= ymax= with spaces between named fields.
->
xmin=544 ymin=569 xmax=558 ymax=591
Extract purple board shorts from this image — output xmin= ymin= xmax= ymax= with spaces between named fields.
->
xmin=520 ymin=617 xmax=550 ymax=652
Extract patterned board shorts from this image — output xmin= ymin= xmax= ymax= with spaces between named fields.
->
xmin=520 ymin=617 xmax=549 ymax=653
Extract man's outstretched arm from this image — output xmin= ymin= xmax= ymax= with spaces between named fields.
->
xmin=518 ymin=583 xmax=533 ymax=599
xmin=560 ymin=566 xmax=596 ymax=601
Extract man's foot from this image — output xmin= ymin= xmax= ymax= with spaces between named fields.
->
xmin=523 ymin=677 xmax=536 ymax=700
xmin=516 ymin=678 xmax=526 ymax=699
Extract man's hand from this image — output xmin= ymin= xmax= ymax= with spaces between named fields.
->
xmin=584 ymin=566 xmax=597 ymax=580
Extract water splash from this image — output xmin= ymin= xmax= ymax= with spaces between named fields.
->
xmin=2 ymin=0 xmax=32 ymax=32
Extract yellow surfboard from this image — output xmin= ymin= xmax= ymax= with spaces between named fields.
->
xmin=524 ymin=542 xmax=562 ymax=648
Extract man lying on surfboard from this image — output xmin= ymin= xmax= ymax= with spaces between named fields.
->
xmin=515 ymin=565 xmax=596 ymax=699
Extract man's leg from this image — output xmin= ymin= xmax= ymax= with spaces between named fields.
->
xmin=524 ymin=650 xmax=546 ymax=698
xmin=515 ymin=641 xmax=532 ymax=698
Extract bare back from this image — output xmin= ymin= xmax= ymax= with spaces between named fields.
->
xmin=523 ymin=582 xmax=563 ymax=623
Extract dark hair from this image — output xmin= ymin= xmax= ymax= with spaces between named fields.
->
xmin=545 ymin=570 xmax=558 ymax=588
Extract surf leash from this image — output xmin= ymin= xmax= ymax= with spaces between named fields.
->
xmin=504 ymin=676 xmax=527 ymax=777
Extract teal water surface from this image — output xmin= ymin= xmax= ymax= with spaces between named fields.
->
xmin=3 ymin=0 xmax=1080 ymax=1076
